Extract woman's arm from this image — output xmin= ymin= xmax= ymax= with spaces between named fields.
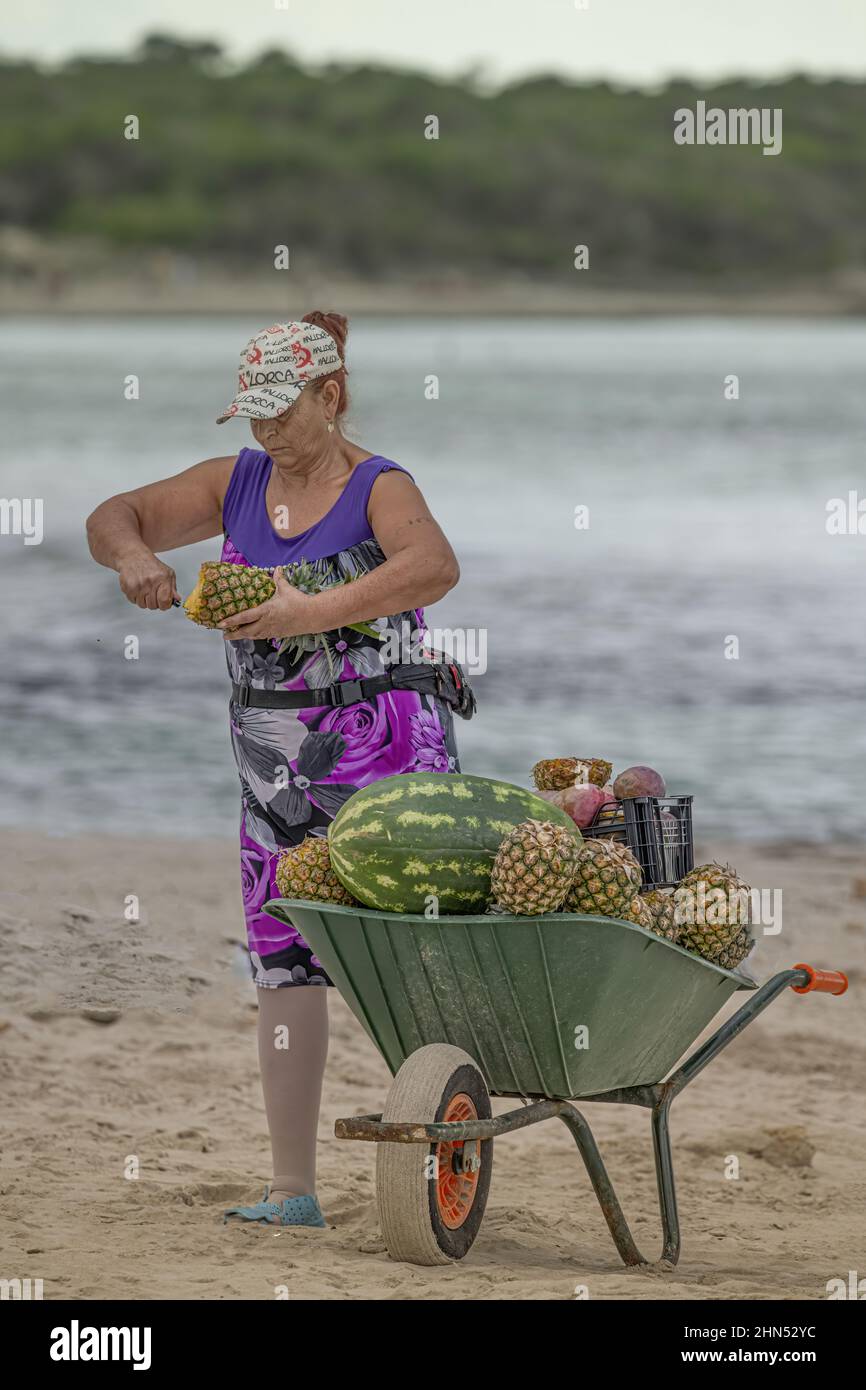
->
xmin=317 ymin=471 xmax=459 ymax=624
xmin=220 ymin=471 xmax=459 ymax=638
xmin=86 ymin=456 xmax=235 ymax=610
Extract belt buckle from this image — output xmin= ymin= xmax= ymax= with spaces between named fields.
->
xmin=235 ymin=684 xmax=251 ymax=709
xmin=331 ymin=679 xmax=364 ymax=707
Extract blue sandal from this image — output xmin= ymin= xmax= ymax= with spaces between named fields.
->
xmin=224 ymin=1187 xmax=327 ymax=1228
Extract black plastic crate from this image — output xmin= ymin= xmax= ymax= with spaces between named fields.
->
xmin=583 ymin=795 xmax=694 ymax=889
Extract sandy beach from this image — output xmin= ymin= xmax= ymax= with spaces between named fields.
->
xmin=1 ymin=829 xmax=863 ymax=1301
xmin=4 ymin=266 xmax=866 ymax=318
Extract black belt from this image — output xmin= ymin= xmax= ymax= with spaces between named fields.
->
xmin=232 ymin=663 xmax=448 ymax=711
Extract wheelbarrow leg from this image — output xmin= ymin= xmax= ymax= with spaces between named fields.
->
xmin=651 ymin=1099 xmax=680 ymax=1265
xmin=556 ymin=1106 xmax=647 ymax=1267
xmin=558 ymin=1100 xmax=683 ymax=1267
xmin=578 ymin=970 xmax=818 ymax=1267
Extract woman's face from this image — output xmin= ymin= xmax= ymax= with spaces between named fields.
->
xmin=250 ymin=380 xmax=338 ymax=461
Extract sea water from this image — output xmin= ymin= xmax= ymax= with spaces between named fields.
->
xmin=1 ymin=315 xmax=864 ymax=842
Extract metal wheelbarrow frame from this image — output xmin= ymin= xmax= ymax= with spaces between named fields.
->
xmin=265 ymin=898 xmax=847 ymax=1267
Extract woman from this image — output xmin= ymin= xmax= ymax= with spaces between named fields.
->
xmin=86 ymin=312 xmax=463 ymax=1228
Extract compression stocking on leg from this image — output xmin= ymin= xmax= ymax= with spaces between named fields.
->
xmin=256 ymin=984 xmax=329 ymax=1202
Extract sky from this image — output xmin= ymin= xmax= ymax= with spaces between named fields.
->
xmin=7 ymin=0 xmax=866 ymax=86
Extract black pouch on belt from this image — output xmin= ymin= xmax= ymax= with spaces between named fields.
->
xmin=424 ymin=650 xmax=477 ymax=720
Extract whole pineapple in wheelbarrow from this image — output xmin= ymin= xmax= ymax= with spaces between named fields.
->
xmin=674 ymin=862 xmax=753 ymax=962
xmin=490 ymin=819 xmax=580 ymax=915
xmin=566 ymin=838 xmax=643 ymax=917
xmin=275 ymin=836 xmax=359 ymax=907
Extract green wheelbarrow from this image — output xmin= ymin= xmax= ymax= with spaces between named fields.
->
xmin=264 ymin=898 xmax=847 ymax=1268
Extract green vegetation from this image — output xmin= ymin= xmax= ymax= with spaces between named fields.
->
xmin=2 ymin=33 xmax=865 ymax=282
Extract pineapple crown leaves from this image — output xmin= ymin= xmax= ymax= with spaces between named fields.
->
xmin=507 ymin=817 xmax=558 ymax=835
xmin=577 ymin=835 xmax=641 ymax=872
xmin=499 ymin=818 xmax=579 ymax=853
xmin=682 ymin=860 xmax=746 ymax=884
xmin=273 ymin=559 xmax=383 ymax=656
xmin=678 ymin=863 xmax=751 ymax=901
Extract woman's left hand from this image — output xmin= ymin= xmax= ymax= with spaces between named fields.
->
xmin=219 ymin=569 xmax=318 ymax=640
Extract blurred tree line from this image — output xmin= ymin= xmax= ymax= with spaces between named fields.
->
xmin=1 ymin=32 xmax=864 ymax=282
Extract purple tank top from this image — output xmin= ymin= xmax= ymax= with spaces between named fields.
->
xmin=221 ymin=448 xmax=413 ymax=567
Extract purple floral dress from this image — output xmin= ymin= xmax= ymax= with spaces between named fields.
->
xmin=221 ymin=449 xmax=460 ymax=987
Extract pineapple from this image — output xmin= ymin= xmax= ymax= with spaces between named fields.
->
xmin=184 ymin=559 xmax=382 ymax=662
xmin=627 ymin=895 xmax=655 ymax=930
xmin=674 ymin=863 xmax=752 ymax=960
xmin=184 ymin=561 xmax=275 ymax=628
xmin=532 ymin=758 xmax=612 ymax=791
xmin=490 ymin=819 xmax=578 ymax=915
xmin=642 ymin=889 xmax=680 ymax=943
xmin=275 ymin=836 xmax=358 ymax=906
xmin=715 ymin=926 xmax=754 ymax=972
xmin=566 ymin=838 xmax=642 ymax=917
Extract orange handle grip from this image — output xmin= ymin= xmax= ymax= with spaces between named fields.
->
xmin=791 ymin=964 xmax=849 ymax=996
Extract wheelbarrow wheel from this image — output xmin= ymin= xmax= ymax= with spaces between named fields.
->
xmin=376 ymin=1043 xmax=493 ymax=1266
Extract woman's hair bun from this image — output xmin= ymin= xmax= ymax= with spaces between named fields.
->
xmin=302 ymin=310 xmax=348 ymax=356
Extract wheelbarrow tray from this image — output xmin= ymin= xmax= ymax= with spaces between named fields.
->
xmin=264 ymin=900 xmax=755 ymax=1100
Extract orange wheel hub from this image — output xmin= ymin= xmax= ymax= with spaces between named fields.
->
xmin=435 ymin=1092 xmax=482 ymax=1230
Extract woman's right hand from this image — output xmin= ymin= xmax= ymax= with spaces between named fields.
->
xmin=118 ymin=550 xmax=182 ymax=610
xmin=87 ymin=456 xmax=235 ymax=604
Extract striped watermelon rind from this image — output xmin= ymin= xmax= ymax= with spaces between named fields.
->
xmin=327 ymin=772 xmax=582 ymax=913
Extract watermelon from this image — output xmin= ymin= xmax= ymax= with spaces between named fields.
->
xmin=327 ymin=772 xmax=582 ymax=914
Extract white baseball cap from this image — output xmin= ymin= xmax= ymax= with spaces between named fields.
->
xmin=216 ymin=320 xmax=343 ymax=424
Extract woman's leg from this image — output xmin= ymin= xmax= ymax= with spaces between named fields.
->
xmin=256 ymin=983 xmax=329 ymax=1202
